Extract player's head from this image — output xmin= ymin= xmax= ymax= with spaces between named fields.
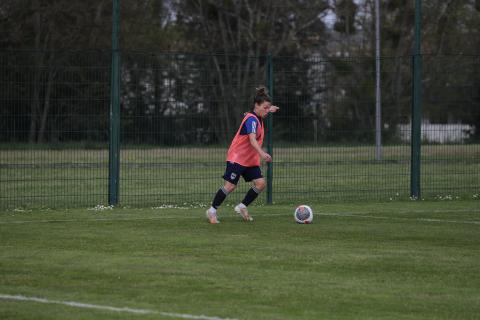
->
xmin=253 ymin=86 xmax=272 ymax=105
xmin=252 ymin=86 xmax=272 ymax=117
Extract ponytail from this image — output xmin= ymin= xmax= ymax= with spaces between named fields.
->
xmin=252 ymin=86 xmax=272 ymax=111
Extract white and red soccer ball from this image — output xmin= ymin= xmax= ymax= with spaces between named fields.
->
xmin=294 ymin=205 xmax=313 ymax=224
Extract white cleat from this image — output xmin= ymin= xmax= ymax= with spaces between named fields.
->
xmin=206 ymin=208 xmax=220 ymax=224
xmin=234 ymin=203 xmax=253 ymax=222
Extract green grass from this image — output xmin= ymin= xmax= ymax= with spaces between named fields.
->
xmin=1 ymin=145 xmax=479 ymax=208
xmin=1 ymin=201 xmax=480 ymax=319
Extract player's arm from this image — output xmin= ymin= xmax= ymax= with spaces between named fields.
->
xmin=248 ymin=133 xmax=272 ymax=162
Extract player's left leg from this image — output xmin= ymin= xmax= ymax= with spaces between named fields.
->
xmin=235 ymin=168 xmax=265 ymax=221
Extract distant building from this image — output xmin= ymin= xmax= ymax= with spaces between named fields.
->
xmin=397 ymin=123 xmax=475 ymax=143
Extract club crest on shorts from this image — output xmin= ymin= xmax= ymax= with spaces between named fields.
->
xmin=230 ymin=173 xmax=237 ymax=180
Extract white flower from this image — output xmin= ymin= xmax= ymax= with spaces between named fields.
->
xmin=88 ymin=204 xmax=114 ymax=211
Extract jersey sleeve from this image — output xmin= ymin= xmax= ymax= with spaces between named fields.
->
xmin=241 ymin=117 xmax=258 ymax=135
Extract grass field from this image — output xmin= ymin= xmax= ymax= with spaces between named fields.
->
xmin=1 ymin=201 xmax=479 ymax=319
xmin=1 ymin=145 xmax=479 ymax=208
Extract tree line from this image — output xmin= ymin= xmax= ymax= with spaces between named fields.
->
xmin=1 ymin=0 xmax=479 ymax=145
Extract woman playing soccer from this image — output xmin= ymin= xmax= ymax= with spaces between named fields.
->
xmin=206 ymin=86 xmax=279 ymax=224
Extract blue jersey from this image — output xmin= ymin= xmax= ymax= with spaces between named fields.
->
xmin=239 ymin=116 xmax=260 ymax=135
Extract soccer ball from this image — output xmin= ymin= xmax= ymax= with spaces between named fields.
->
xmin=294 ymin=205 xmax=313 ymax=224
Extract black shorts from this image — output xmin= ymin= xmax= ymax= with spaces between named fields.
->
xmin=222 ymin=162 xmax=263 ymax=185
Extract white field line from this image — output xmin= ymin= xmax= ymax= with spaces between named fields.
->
xmin=0 ymin=294 xmax=237 ymax=320
xmin=0 ymin=209 xmax=479 ymax=226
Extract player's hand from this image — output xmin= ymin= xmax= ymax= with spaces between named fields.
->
xmin=269 ymin=105 xmax=279 ymax=113
xmin=262 ymin=151 xmax=272 ymax=162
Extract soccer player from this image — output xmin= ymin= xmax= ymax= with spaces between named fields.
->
xmin=206 ymin=86 xmax=279 ymax=224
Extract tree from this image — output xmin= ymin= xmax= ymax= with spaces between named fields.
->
xmin=172 ymin=0 xmax=329 ymax=142
xmin=333 ymin=0 xmax=358 ymax=35
xmin=0 ymin=0 xmax=113 ymax=143
xmin=0 ymin=0 xmax=183 ymax=144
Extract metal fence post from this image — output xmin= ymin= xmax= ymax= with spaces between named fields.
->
xmin=266 ymin=54 xmax=273 ymax=204
xmin=410 ymin=0 xmax=422 ymax=199
xmin=375 ymin=0 xmax=382 ymax=161
xmin=109 ymin=0 xmax=121 ymax=206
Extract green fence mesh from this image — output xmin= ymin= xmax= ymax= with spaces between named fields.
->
xmin=0 ymin=50 xmax=110 ymax=208
xmin=1 ymin=51 xmax=479 ymax=208
xmin=421 ymin=55 xmax=480 ymax=199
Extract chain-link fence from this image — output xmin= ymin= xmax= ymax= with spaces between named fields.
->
xmin=1 ymin=50 xmax=479 ymax=208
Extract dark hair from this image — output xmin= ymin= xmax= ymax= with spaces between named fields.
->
xmin=252 ymin=86 xmax=271 ymax=111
